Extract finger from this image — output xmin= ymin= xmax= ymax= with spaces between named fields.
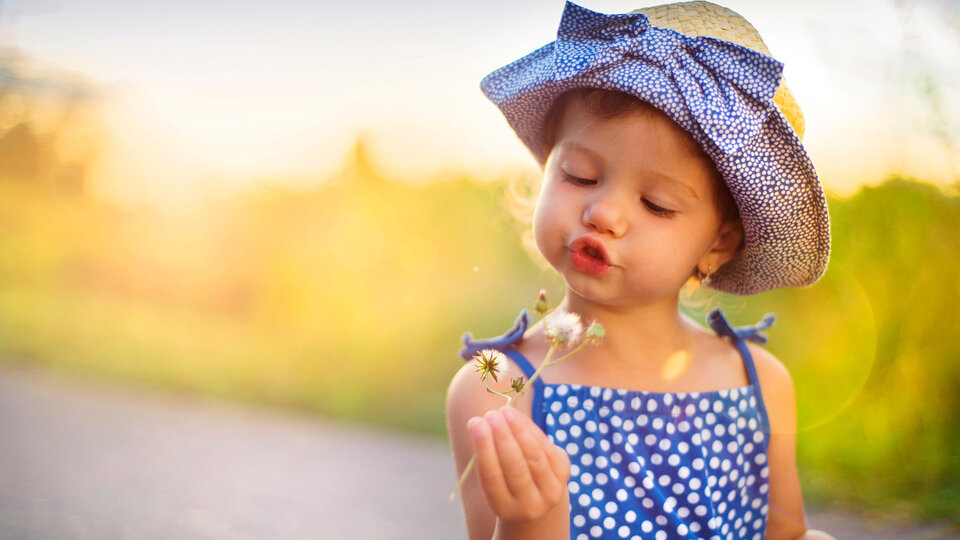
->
xmin=502 ymin=406 xmax=564 ymax=497
xmin=486 ymin=409 xmax=539 ymax=502
xmin=545 ymin=439 xmax=572 ymax=484
xmin=468 ymin=416 xmax=514 ymax=508
xmin=526 ymin=415 xmax=562 ymax=456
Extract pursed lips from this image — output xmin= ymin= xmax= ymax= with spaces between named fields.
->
xmin=569 ymin=234 xmax=612 ymax=263
xmin=568 ymin=234 xmax=614 ymax=277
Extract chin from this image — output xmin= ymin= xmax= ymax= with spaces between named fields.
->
xmin=566 ymin=277 xmax=677 ymax=309
xmin=562 ymin=274 xmax=616 ymax=303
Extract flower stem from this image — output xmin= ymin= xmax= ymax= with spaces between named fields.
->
xmin=546 ymin=339 xmax=591 ymax=367
xmin=512 ymin=343 xmax=557 ymax=403
xmin=451 ymin=458 xmax=476 ymax=500
xmin=485 ymin=379 xmax=513 ymax=404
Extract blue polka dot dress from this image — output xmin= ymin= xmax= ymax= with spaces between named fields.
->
xmin=460 ymin=309 xmax=775 ymax=540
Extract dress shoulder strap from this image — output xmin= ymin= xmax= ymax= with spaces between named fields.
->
xmin=460 ymin=310 xmax=538 ymax=380
xmin=707 ymin=308 xmax=775 ymax=431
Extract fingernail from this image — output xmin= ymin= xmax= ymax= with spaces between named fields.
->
xmin=485 ymin=410 xmax=504 ymax=428
xmin=468 ymin=417 xmax=488 ymax=437
xmin=501 ymin=406 xmax=517 ymax=423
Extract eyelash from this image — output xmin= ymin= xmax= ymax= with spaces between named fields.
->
xmin=564 ymin=173 xmax=596 ymax=186
xmin=564 ymin=173 xmax=676 ymax=217
xmin=643 ymin=199 xmax=676 ymax=217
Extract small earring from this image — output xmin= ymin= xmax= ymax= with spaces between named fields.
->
xmin=699 ymin=265 xmax=713 ymax=288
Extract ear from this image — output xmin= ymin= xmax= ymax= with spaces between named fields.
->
xmin=697 ymin=219 xmax=744 ymax=276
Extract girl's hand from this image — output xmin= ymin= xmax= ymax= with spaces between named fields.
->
xmin=467 ymin=405 xmax=571 ymax=526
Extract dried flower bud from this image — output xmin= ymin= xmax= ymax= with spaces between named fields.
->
xmin=585 ymin=321 xmax=605 ymax=345
xmin=544 ymin=310 xmax=584 ymax=346
xmin=510 ymin=376 xmax=525 ymax=394
xmin=473 ymin=349 xmax=508 ymax=383
xmin=534 ymin=290 xmax=549 ymax=315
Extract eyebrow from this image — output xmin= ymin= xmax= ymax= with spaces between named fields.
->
xmin=558 ymin=141 xmax=603 ymax=161
xmin=651 ymin=172 xmax=700 ymax=201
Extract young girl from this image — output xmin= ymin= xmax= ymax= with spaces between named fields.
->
xmin=448 ymin=2 xmax=835 ymax=539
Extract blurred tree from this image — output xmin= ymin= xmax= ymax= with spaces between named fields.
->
xmin=0 ymin=54 xmax=98 ymax=196
xmin=0 ymin=122 xmax=46 ymax=181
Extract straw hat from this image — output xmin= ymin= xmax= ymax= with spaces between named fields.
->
xmin=634 ymin=1 xmax=805 ymax=139
xmin=481 ymin=1 xmax=830 ymax=294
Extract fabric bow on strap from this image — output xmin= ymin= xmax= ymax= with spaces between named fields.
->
xmin=553 ymin=2 xmax=783 ymax=154
xmin=708 ymin=309 xmax=775 ymax=345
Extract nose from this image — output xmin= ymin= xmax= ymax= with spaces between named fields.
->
xmin=582 ymin=188 xmax=627 ymax=237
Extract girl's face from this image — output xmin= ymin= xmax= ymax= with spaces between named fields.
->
xmin=533 ymin=97 xmax=739 ymax=308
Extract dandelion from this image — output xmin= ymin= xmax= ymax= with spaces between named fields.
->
xmin=545 ymin=310 xmax=584 ymax=346
xmin=473 ymin=349 xmax=507 ymax=383
xmin=585 ymin=321 xmax=606 ymax=345
xmin=451 ymin=292 xmax=604 ymax=501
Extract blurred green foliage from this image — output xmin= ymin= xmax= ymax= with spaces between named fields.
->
xmin=1 ymin=142 xmax=958 ymax=518
xmin=697 ymin=179 xmax=960 ymax=519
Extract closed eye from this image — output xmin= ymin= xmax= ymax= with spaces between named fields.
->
xmin=643 ymin=199 xmax=676 ymax=217
xmin=563 ymin=173 xmax=597 ymax=186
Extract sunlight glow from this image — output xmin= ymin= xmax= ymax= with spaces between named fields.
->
xmin=662 ymin=349 xmax=691 ymax=381
xmin=3 ymin=0 xmax=957 ymax=210
xmin=326 ymin=211 xmax=385 ymax=271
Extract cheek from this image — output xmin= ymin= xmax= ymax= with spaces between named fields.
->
xmin=669 ymin=217 xmax=722 ymax=269
xmin=531 ymin=192 xmax=554 ymax=255
xmin=531 ymin=182 xmax=570 ymax=257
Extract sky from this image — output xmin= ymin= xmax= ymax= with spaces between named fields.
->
xmin=1 ymin=0 xmax=958 ymax=208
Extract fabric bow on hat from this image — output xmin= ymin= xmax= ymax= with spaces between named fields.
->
xmin=553 ymin=2 xmax=784 ymax=154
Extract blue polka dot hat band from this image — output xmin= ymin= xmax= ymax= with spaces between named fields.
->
xmin=481 ymin=1 xmax=831 ymax=295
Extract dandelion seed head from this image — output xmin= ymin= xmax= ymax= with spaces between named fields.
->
xmin=545 ymin=310 xmax=584 ymax=346
xmin=473 ymin=349 xmax=508 ymax=382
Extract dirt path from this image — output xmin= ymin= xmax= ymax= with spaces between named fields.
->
xmin=1 ymin=364 xmax=957 ymax=539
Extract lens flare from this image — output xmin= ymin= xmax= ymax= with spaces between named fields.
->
xmin=793 ymin=260 xmax=877 ymax=433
